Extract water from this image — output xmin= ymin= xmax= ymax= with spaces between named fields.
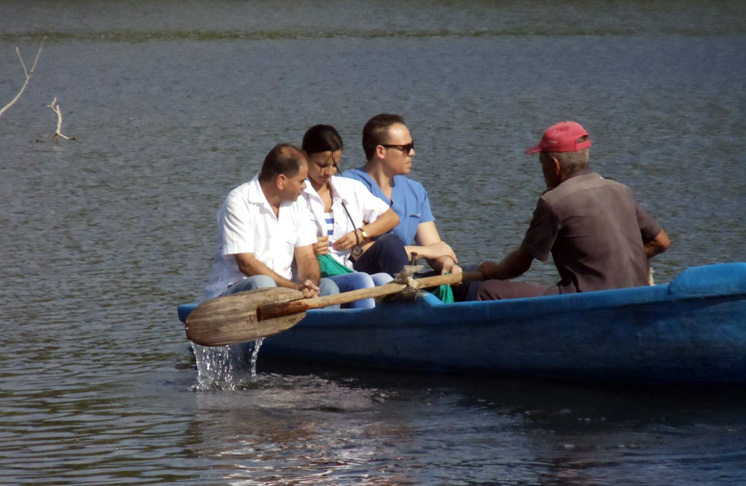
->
xmin=1 ymin=0 xmax=745 ymax=484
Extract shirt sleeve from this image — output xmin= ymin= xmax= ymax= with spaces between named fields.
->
xmin=520 ymin=198 xmax=559 ymax=262
xmin=220 ymin=195 xmax=255 ymax=256
xmin=295 ymin=206 xmax=319 ymax=248
xmin=407 ymin=179 xmax=434 ymax=223
xmin=636 ymin=204 xmax=663 ymax=242
xmin=357 ymin=186 xmax=390 ymax=223
xmin=419 ymin=189 xmax=435 ymax=224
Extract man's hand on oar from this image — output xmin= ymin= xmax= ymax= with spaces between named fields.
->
xmin=184 ymin=272 xmax=484 ymax=347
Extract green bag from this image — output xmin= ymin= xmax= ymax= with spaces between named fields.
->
xmin=428 ymin=271 xmax=455 ymax=303
xmin=430 ymin=283 xmax=455 ymax=303
xmin=318 ymin=254 xmax=355 ymax=278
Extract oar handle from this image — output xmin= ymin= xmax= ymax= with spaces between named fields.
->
xmin=257 ymin=271 xmax=484 ymax=321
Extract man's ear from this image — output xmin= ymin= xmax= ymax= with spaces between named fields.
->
xmin=276 ymin=174 xmax=286 ymax=190
xmin=374 ymin=144 xmax=386 ymax=159
xmin=550 ymin=156 xmax=563 ymax=179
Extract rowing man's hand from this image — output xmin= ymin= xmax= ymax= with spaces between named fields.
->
xmin=441 ymin=260 xmax=463 ymax=275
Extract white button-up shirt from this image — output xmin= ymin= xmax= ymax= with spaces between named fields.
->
xmin=204 ymin=176 xmax=317 ymax=299
xmin=301 ymin=175 xmax=390 ymax=269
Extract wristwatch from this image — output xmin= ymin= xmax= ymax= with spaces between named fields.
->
xmin=358 ymin=228 xmax=369 ymax=239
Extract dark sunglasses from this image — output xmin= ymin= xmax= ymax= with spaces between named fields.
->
xmin=381 ymin=141 xmax=414 ymax=154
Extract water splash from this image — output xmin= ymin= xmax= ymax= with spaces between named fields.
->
xmin=249 ymin=338 xmax=264 ymax=380
xmin=192 ymin=339 xmax=264 ymax=391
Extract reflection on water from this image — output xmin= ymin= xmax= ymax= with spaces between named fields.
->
xmin=1 ymin=0 xmax=746 ymax=484
xmin=180 ymin=361 xmax=746 ymax=485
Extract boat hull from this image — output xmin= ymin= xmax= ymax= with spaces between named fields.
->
xmin=179 ymin=263 xmax=746 ymax=385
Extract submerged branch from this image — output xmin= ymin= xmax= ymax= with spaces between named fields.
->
xmin=47 ymin=97 xmax=77 ymax=142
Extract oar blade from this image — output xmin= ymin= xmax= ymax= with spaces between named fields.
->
xmin=185 ymin=287 xmax=305 ymax=346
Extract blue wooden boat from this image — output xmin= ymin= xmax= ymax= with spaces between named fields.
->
xmin=178 ymin=263 xmax=746 ymax=385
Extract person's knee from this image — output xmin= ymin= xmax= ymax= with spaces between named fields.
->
xmin=319 ymin=278 xmax=340 ymax=296
xmin=318 ymin=278 xmax=341 ymax=309
xmin=365 ymin=233 xmax=408 ymax=274
xmin=252 ymin=275 xmax=276 ymax=289
xmin=377 ymin=233 xmax=400 ymax=246
xmin=353 ymin=272 xmax=375 ymax=288
xmin=222 ymin=275 xmax=276 ymax=295
xmin=371 ymin=272 xmax=393 ymax=286
xmin=377 ymin=233 xmax=407 ymax=254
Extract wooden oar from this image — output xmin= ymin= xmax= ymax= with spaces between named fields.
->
xmin=185 ymin=271 xmax=484 ymax=347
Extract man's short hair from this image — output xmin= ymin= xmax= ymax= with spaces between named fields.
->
xmin=362 ymin=113 xmax=405 ymax=160
xmin=258 ymin=144 xmax=307 ymax=183
xmin=542 ymin=136 xmax=590 ymax=174
xmin=539 ymin=135 xmax=591 ymax=175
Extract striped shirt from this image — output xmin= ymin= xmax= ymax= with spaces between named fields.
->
xmin=324 ymin=212 xmax=334 ymax=246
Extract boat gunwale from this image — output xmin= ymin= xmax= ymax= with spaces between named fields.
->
xmin=177 ymin=262 xmax=746 ymax=327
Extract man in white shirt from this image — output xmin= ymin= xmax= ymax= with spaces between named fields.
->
xmin=204 ymin=144 xmax=339 ymax=300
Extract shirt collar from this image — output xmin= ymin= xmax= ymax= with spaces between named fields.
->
xmin=565 ymin=168 xmax=593 ymax=181
xmin=247 ymin=175 xmax=268 ymax=205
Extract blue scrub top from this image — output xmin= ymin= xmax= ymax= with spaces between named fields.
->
xmin=344 ymin=167 xmax=434 ymax=246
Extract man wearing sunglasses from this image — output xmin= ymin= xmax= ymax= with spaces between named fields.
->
xmin=344 ymin=113 xmax=462 ymax=275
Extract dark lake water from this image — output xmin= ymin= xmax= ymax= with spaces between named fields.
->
xmin=1 ymin=1 xmax=745 ymax=484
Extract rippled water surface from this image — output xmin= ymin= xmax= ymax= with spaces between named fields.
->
xmin=1 ymin=1 xmax=746 ymax=484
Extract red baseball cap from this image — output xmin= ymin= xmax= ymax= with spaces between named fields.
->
xmin=525 ymin=121 xmax=592 ymax=154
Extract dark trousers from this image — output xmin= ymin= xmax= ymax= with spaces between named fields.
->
xmin=477 ymin=280 xmax=559 ymax=300
xmin=353 ymin=233 xmax=409 ymax=277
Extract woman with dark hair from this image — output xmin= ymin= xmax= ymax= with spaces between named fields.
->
xmin=300 ymin=124 xmax=409 ymax=308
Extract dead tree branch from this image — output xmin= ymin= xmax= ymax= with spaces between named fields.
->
xmin=47 ymin=97 xmax=77 ymax=142
xmin=0 ymin=39 xmax=45 ymax=119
